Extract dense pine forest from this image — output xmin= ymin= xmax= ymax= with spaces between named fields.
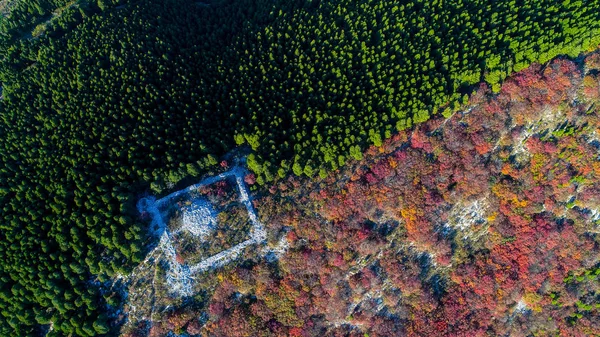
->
xmin=1 ymin=0 xmax=600 ymax=335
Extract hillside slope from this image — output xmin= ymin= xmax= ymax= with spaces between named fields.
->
xmin=1 ymin=0 xmax=600 ymax=335
xmin=126 ymin=53 xmax=600 ymax=336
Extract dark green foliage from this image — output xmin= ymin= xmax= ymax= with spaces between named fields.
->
xmin=0 ymin=0 xmax=71 ymax=38
xmin=561 ymin=265 xmax=600 ymax=325
xmin=0 ymin=0 xmax=98 ymax=52
xmin=1 ymin=0 xmax=600 ymax=335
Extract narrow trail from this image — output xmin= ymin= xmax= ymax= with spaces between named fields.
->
xmin=118 ymin=162 xmax=289 ymax=331
xmin=136 ymin=165 xmax=268 ymax=295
